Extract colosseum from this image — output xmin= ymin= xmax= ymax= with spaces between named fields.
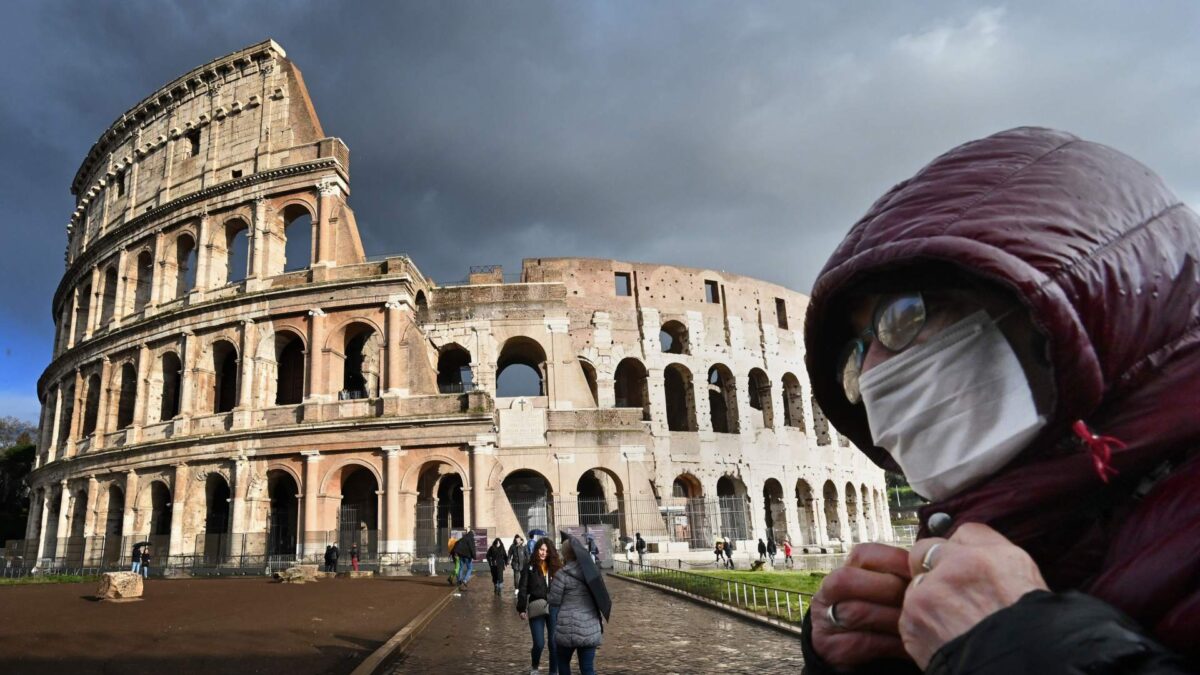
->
xmin=14 ymin=40 xmax=889 ymax=573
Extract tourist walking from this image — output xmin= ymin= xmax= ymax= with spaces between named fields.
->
xmin=550 ymin=536 xmax=610 ymax=675
xmin=323 ymin=545 xmax=333 ymax=572
xmin=139 ymin=545 xmax=151 ymax=578
xmin=329 ymin=543 xmax=339 ymax=572
xmin=634 ymin=533 xmax=646 ymax=566
xmin=452 ymin=528 xmax=477 ymax=590
xmin=714 ymin=541 xmax=724 ymax=565
xmin=487 ymin=537 xmax=509 ymax=595
xmin=509 ymin=535 xmax=529 ymax=586
xmin=783 ymin=540 xmax=793 ymax=568
xmin=766 ymin=538 xmax=777 ymax=566
xmin=585 ymin=535 xmax=599 ymax=564
xmin=131 ymin=543 xmax=143 ymax=574
xmin=350 ymin=543 xmax=360 ymax=572
xmin=518 ymin=537 xmax=562 ymax=675
xmin=757 ymin=538 xmax=767 ymax=561
xmin=723 ymin=537 xmax=734 ymax=569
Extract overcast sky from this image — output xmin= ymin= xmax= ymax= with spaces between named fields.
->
xmin=2 ymin=0 xmax=1199 ymax=423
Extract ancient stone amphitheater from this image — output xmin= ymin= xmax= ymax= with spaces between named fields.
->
xmin=14 ymin=40 xmax=888 ymax=573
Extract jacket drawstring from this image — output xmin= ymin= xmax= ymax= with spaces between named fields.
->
xmin=1073 ymin=420 xmax=1124 ymax=483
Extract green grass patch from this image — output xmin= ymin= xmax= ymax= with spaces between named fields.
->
xmin=690 ymin=569 xmax=825 ymax=596
xmin=618 ymin=567 xmax=820 ymax=625
xmin=0 ymin=574 xmax=100 ymax=586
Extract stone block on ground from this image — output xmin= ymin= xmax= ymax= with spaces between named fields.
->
xmin=273 ymin=565 xmax=321 ymax=584
xmin=97 ymin=571 xmax=143 ymax=601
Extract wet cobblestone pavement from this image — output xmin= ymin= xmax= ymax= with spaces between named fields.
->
xmin=389 ymin=570 xmax=805 ymax=674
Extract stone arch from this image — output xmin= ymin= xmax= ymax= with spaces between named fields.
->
xmin=212 ymin=216 xmax=251 ymax=287
xmin=114 ymin=361 xmax=138 ymax=430
xmin=173 ymin=231 xmax=198 ymax=298
xmin=795 ymin=479 xmax=817 ymax=548
xmin=663 ymin=362 xmax=697 ymax=431
xmin=716 ymin=474 xmax=750 ymax=540
xmin=763 ymin=478 xmax=787 ymax=544
xmin=99 ymin=264 xmax=119 ymax=327
xmin=73 ymin=281 xmax=92 ymax=344
xmin=496 ymin=336 xmax=548 ymax=397
xmin=147 ymin=480 xmax=172 ymax=539
xmin=861 ymin=482 xmax=875 ymax=541
xmin=822 ymin=479 xmax=841 ymax=542
xmin=127 ymin=248 xmax=155 ymax=315
xmin=578 ymin=358 xmax=599 ymax=407
xmin=707 ymin=364 xmax=739 ymax=434
xmin=210 ymin=339 xmax=240 ymax=413
xmin=320 ymin=458 xmax=385 ymax=496
xmin=659 ymin=319 xmax=689 ymax=354
xmin=82 ymin=372 xmax=102 ymax=437
xmin=502 ymin=468 xmax=555 ymax=537
xmin=670 ymin=473 xmax=710 ymax=549
xmin=156 ymin=351 xmax=183 ymax=422
xmin=328 ymin=319 xmax=383 ymax=400
xmin=202 ymin=473 xmax=231 ymax=561
xmin=58 ymin=380 xmax=75 ymax=448
xmin=781 ymin=372 xmax=805 ymax=431
xmin=414 ymin=290 xmax=428 ymax=313
xmin=576 ymin=467 xmax=623 ymax=531
xmin=101 ymin=483 xmax=125 ymax=564
xmin=436 ymin=343 xmax=474 ymax=394
xmin=267 ymin=469 xmax=300 ymax=556
xmin=748 ymin=367 xmax=774 ymax=429
xmin=280 ymin=202 xmax=314 ymax=274
xmin=613 ymin=357 xmax=649 ymax=420
xmin=411 ymin=459 xmax=468 ymax=557
xmin=266 ymin=329 xmax=307 ymax=406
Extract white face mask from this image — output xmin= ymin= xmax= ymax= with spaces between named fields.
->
xmin=859 ymin=310 xmax=1045 ymax=501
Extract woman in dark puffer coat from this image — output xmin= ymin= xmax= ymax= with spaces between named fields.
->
xmin=800 ymin=127 xmax=1198 ymax=674
xmin=549 ymin=542 xmax=603 ymax=675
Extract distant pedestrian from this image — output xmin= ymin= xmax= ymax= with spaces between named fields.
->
xmin=585 ymin=535 xmax=599 ymax=564
xmin=714 ymin=541 xmax=724 ymax=565
xmin=634 ymin=533 xmax=646 ymax=566
xmin=131 ymin=543 xmax=143 ymax=574
xmin=723 ymin=537 xmax=734 ymax=569
xmin=452 ymin=528 xmax=477 ymax=590
xmin=766 ymin=538 xmax=777 ymax=566
xmin=518 ymin=537 xmax=562 ymax=675
xmin=757 ymin=538 xmax=767 ymax=561
xmin=139 ymin=546 xmax=151 ymax=578
xmin=323 ymin=545 xmax=334 ymax=573
xmin=509 ymin=535 xmax=529 ymax=586
xmin=487 ymin=537 xmax=509 ymax=595
xmin=350 ymin=543 xmax=360 ymax=572
xmin=550 ymin=540 xmax=605 ymax=675
xmin=783 ymin=540 xmax=793 ymax=568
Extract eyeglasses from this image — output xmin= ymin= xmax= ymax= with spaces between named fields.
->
xmin=839 ymin=291 xmax=927 ymax=404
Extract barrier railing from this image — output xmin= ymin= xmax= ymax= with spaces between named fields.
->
xmin=614 ymin=559 xmax=811 ymax=628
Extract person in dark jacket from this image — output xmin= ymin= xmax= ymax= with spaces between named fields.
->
xmin=766 ymin=538 xmax=777 ymax=566
xmin=139 ymin=545 xmax=151 ymax=578
xmin=756 ymin=538 xmax=767 ymax=561
xmin=633 ymin=533 xmax=646 ymax=566
xmin=487 ymin=537 xmax=509 ymax=595
xmin=451 ymin=528 xmax=477 ymax=590
xmin=329 ymin=543 xmax=339 ymax=572
xmin=349 ymin=543 xmax=359 ymax=572
xmin=800 ymin=127 xmax=1198 ymax=673
xmin=549 ymin=541 xmax=604 ymax=675
xmin=509 ymin=535 xmax=529 ymax=587
xmin=714 ymin=541 xmax=724 ymax=564
xmin=518 ymin=537 xmax=562 ymax=675
xmin=323 ymin=545 xmax=333 ymax=573
xmin=723 ymin=537 xmax=733 ymax=569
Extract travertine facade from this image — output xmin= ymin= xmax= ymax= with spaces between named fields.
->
xmin=20 ymin=40 xmax=887 ymax=571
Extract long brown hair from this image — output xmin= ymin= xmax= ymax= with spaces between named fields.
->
xmin=533 ymin=537 xmax=563 ymax=577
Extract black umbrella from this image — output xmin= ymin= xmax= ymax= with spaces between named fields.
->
xmin=560 ymin=531 xmax=612 ymax=622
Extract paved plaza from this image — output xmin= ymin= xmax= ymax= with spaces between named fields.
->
xmin=389 ymin=571 xmax=805 ymax=673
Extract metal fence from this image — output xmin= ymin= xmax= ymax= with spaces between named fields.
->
xmin=614 ymin=559 xmax=811 ymax=628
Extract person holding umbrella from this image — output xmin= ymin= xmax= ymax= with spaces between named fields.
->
xmin=550 ymin=533 xmax=611 ymax=675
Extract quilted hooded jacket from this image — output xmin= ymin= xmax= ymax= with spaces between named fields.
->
xmin=802 ymin=127 xmax=1199 ymax=672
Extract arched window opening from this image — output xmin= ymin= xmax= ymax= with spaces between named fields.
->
xmin=175 ymin=234 xmax=197 ymax=298
xmin=58 ymin=383 xmax=75 ymax=447
xmin=659 ymin=320 xmax=689 ymax=354
xmin=82 ymin=373 xmax=101 ymax=437
xmin=503 ymin=470 xmax=554 ymax=536
xmin=579 ymin=360 xmax=598 ymax=407
xmin=267 ymin=470 xmax=299 ymax=556
xmin=663 ymin=363 xmax=697 ymax=431
xmin=275 ymin=333 xmax=306 ymax=405
xmin=577 ymin=469 xmax=620 ymax=528
xmin=795 ymin=480 xmax=817 ymax=549
xmin=68 ymin=489 xmax=88 ymax=565
xmin=823 ymin=480 xmax=841 ymax=542
xmin=220 ymin=219 xmax=250 ymax=285
xmin=282 ymin=205 xmax=313 ymax=273
xmin=812 ymin=394 xmax=832 ymax=445
xmin=212 ymin=340 xmax=239 ymax=413
xmin=496 ymin=337 xmax=547 ymax=398
xmin=845 ymin=482 xmax=861 ymax=544
xmin=671 ymin=473 xmax=710 ymax=548
xmin=73 ymin=284 xmax=92 ymax=344
xmin=338 ymin=467 xmax=379 ymax=561
xmin=415 ymin=291 xmax=428 ymax=313
xmin=707 ymin=365 xmax=739 ymax=434
xmin=115 ymin=363 xmax=137 ymax=430
xmin=414 ymin=462 xmax=466 ymax=557
xmin=716 ymin=476 xmax=750 ymax=541
xmin=748 ymin=368 xmax=774 ymax=429
xmin=781 ymin=373 xmax=805 ymax=431
xmin=613 ymin=358 xmax=649 ymax=421
xmin=763 ymin=478 xmax=787 ymax=545
xmin=132 ymin=251 xmax=153 ymax=314
xmin=341 ymin=324 xmax=381 ymax=399
xmin=159 ymin=352 xmax=182 ymax=421
xmin=99 ymin=266 xmax=119 ymax=327
xmin=203 ymin=474 xmax=230 ymax=562
xmin=149 ymin=481 xmax=172 ymax=537
xmin=43 ymin=492 xmax=62 ymax=554
xmin=436 ymin=345 xmax=474 ymax=394
xmin=102 ymin=485 xmax=125 ymax=564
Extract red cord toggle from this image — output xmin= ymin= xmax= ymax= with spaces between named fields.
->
xmin=1072 ymin=420 xmax=1124 ymax=483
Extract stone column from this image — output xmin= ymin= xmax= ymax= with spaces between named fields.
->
xmin=54 ymin=481 xmax=71 ymax=561
xmin=316 ymin=180 xmax=338 ymax=266
xmin=470 ymin=438 xmax=498 ymax=531
xmin=66 ymin=369 xmax=84 ymax=457
xmin=177 ymin=331 xmax=196 ymax=432
xmin=121 ymin=470 xmax=139 ymax=556
xmin=83 ymin=476 xmax=99 ymax=564
xmin=66 ymin=290 xmax=80 ymax=350
xmin=35 ymin=492 xmax=51 ymax=566
xmin=810 ymin=497 xmax=829 ymax=547
xmin=229 ymin=457 xmax=249 ymax=557
xmin=85 ymin=265 xmax=101 ymax=338
xmin=92 ymin=357 xmax=112 ymax=451
xmin=149 ymin=230 xmax=166 ymax=308
xmin=193 ymin=212 xmax=210 ymax=294
xmin=131 ymin=343 xmax=151 ymax=442
xmin=384 ymin=300 xmax=406 ymax=396
xmin=383 ymin=446 xmax=402 ymax=559
xmin=301 ymin=451 xmax=321 ymax=559
xmin=47 ymin=386 xmax=63 ymax=464
xmin=835 ymin=495 xmax=850 ymax=552
xmin=113 ymin=248 xmax=129 ymax=324
xmin=236 ymin=319 xmax=255 ymax=426
xmin=249 ymin=198 xmax=267 ymax=281
xmin=306 ymin=309 xmax=326 ymax=400
xmin=169 ymin=463 xmax=188 ymax=563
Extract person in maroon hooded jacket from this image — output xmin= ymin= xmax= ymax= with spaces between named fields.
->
xmin=800 ymin=127 xmax=1198 ymax=674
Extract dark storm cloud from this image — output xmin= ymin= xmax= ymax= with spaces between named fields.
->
xmin=2 ymin=1 xmax=1200 ymax=421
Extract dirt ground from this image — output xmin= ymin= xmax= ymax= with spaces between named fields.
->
xmin=0 ymin=576 xmax=450 ymax=675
